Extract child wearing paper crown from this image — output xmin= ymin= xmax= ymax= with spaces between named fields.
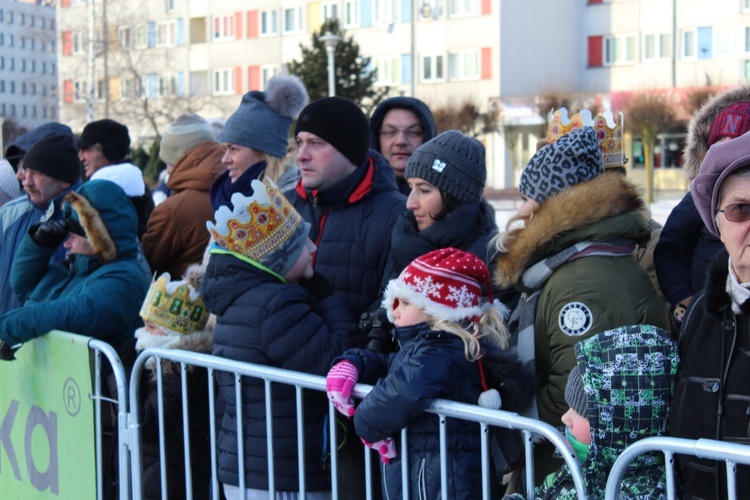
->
xmin=326 ymin=248 xmax=536 ymax=500
xmin=200 ymin=178 xmax=352 ymax=499
xmin=506 ymin=324 xmax=679 ymax=500
xmin=112 ymin=263 xmax=214 ymax=500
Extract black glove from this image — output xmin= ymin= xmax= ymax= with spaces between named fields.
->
xmin=29 ymin=220 xmax=68 ymax=248
xmin=298 ymin=272 xmax=334 ymax=301
xmin=0 ymin=341 xmax=19 ymax=361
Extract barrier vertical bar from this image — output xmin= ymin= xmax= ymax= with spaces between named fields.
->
xmin=665 ymin=450 xmax=676 ymax=499
xmin=295 ymin=385 xmax=307 ymax=497
xmin=156 ymin=359 xmax=168 ymax=499
xmin=523 ymin=429 xmax=534 ymax=499
xmin=208 ymin=368 xmax=220 ymax=500
xmin=439 ymin=414 xmax=448 ymax=499
xmin=93 ymin=349 xmax=104 ymax=500
xmin=235 ymin=373 xmax=246 ymax=499
xmin=726 ymin=460 xmax=737 ymax=500
xmin=363 ymin=440 xmax=373 ymax=500
xmin=181 ymin=362 xmax=194 ymax=500
xmin=401 ymin=427 xmax=409 ymax=500
xmin=480 ymin=422 xmax=490 ymax=500
xmin=265 ymin=379 xmax=275 ymax=496
xmin=329 ymin=402 xmax=339 ymax=500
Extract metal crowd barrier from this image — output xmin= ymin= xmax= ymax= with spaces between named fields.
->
xmin=605 ymin=436 xmax=750 ymax=500
xmin=127 ymin=347 xmax=587 ymax=500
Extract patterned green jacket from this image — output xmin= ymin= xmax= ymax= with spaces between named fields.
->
xmin=510 ymin=324 xmax=679 ymax=499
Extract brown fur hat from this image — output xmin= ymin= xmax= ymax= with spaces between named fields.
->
xmin=683 ymin=85 xmax=750 ymax=181
xmin=64 ymin=190 xmax=117 ymax=263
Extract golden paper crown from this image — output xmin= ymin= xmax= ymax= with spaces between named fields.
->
xmin=207 ymin=178 xmax=303 ymax=262
xmin=547 ymin=108 xmax=624 ymax=168
xmin=140 ymin=274 xmax=209 ymax=335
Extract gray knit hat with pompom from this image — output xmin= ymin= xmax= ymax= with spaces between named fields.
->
xmin=221 ymin=75 xmax=309 ymax=158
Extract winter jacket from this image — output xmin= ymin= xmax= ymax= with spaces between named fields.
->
xmin=495 ymin=173 xmax=671 ymax=428
xmin=654 ymin=191 xmax=723 ymax=307
xmin=120 ymin=329 xmax=214 ymax=500
xmin=369 ymin=97 xmax=438 ymax=197
xmin=286 ymin=150 xmax=406 ymax=319
xmin=200 ymin=249 xmax=353 ymax=491
xmin=669 ymin=248 xmax=750 ymax=500
xmin=340 ymin=323 xmax=535 ymax=500
xmin=512 ymin=324 xmax=678 ymax=500
xmin=1 ymin=180 xmax=149 ymax=352
xmin=142 ymin=142 xmax=226 ymax=278
xmin=0 ymin=180 xmax=81 ymax=315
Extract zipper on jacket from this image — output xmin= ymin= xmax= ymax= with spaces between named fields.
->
xmin=312 ymin=208 xmax=328 ymax=267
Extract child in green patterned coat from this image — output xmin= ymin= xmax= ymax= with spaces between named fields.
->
xmin=510 ymin=324 xmax=679 ymax=499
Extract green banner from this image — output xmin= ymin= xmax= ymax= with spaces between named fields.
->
xmin=0 ymin=331 xmax=96 ymax=499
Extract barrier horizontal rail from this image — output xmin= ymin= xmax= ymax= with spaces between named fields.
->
xmin=605 ymin=436 xmax=750 ymax=500
xmin=129 ymin=347 xmax=586 ymax=500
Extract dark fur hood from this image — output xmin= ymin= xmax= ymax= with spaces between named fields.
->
xmin=495 ymin=172 xmax=645 ymax=288
xmin=683 ymin=85 xmax=750 ymax=180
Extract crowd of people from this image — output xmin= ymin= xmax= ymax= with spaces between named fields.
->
xmin=0 ymin=75 xmax=749 ymax=499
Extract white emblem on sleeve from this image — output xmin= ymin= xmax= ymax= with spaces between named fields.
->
xmin=558 ymin=302 xmax=593 ymax=336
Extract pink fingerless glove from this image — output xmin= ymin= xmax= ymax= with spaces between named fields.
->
xmin=361 ymin=436 xmax=397 ymax=464
xmin=326 ymin=360 xmax=358 ymax=417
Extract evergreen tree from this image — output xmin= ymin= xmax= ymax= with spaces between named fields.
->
xmin=288 ymin=19 xmax=388 ymax=110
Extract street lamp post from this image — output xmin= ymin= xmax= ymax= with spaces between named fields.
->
xmin=319 ymin=32 xmax=342 ymax=97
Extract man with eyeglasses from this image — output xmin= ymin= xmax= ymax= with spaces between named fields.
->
xmin=370 ymin=97 xmax=437 ymax=196
xmin=0 ymin=128 xmax=82 ymax=316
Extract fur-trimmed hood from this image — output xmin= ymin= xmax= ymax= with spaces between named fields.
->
xmin=683 ymin=85 xmax=750 ymax=180
xmin=64 ymin=180 xmax=139 ymax=264
xmin=495 ymin=172 xmax=646 ymax=288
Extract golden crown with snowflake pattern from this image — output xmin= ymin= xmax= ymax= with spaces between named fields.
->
xmin=140 ymin=273 xmax=209 ymax=335
xmin=207 ymin=178 xmax=308 ymax=275
xmin=547 ymin=108 xmax=624 ymax=168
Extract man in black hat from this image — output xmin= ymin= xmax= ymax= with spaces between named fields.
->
xmin=77 ymin=119 xmax=154 ymax=238
xmin=0 ymin=134 xmax=82 ymax=314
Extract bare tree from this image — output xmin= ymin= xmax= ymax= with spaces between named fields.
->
xmin=683 ymin=85 xmax=719 ymax=117
xmin=624 ymin=92 xmax=678 ymax=203
xmin=430 ymin=98 xmax=482 ymax=136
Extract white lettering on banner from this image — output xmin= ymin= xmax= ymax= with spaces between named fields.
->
xmin=0 ymin=399 xmax=58 ymax=494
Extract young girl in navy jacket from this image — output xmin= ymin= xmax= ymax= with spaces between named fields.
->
xmin=326 ymin=248 xmax=535 ymax=499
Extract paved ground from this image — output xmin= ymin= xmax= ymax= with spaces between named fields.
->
xmin=486 ymin=189 xmax=684 ymax=229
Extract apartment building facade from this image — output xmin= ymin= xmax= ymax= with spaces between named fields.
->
xmin=0 ymin=0 xmax=58 ymax=133
xmin=56 ymin=0 xmax=750 ymax=190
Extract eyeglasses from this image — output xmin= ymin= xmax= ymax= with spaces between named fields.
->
xmin=379 ymin=127 xmax=423 ymax=140
xmin=718 ymin=203 xmax=750 ymax=222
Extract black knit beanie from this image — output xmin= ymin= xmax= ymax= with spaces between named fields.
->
xmin=404 ymin=130 xmax=486 ymax=204
xmin=77 ymin=119 xmax=131 ymax=164
xmin=565 ymin=365 xmax=588 ymax=418
xmin=294 ymin=96 xmax=370 ymax=167
xmin=23 ymin=134 xmax=82 ymax=184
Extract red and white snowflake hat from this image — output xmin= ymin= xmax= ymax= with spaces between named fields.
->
xmin=383 ymin=247 xmax=492 ymax=324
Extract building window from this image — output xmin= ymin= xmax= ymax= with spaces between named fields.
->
xmin=284 ymin=7 xmax=303 ymax=33
xmin=119 ymin=27 xmax=132 ymax=49
xmin=74 ymin=81 xmax=87 ymax=101
xmin=604 ymin=34 xmax=636 ymax=65
xmin=135 ymin=24 xmax=147 ymax=49
xmin=449 ymin=0 xmax=478 ymax=17
xmin=261 ymin=65 xmax=279 ymax=88
xmin=73 ymin=32 xmax=86 ymax=54
xmin=744 ymin=0 xmax=750 ymax=12
xmin=30 ymin=61 xmax=35 ymax=73
xmin=448 ymin=49 xmax=479 ymax=80
xmin=96 ymin=79 xmax=105 ymax=100
xmin=9 ymin=81 xmax=15 ymax=94
xmin=323 ymin=2 xmax=339 ymax=21
xmin=158 ymin=20 xmax=176 ymax=46
xmin=212 ymin=68 xmax=235 ymax=95
xmin=8 ymin=34 xmax=13 ymax=47
xmin=159 ymin=73 xmax=178 ymax=97
xmin=0 ymin=81 xmax=4 ymax=93
xmin=165 ymin=0 xmax=175 ymax=12
xmin=20 ymin=37 xmax=25 ymax=49
xmin=344 ymin=0 xmax=360 ymax=27
xmin=0 ymin=57 xmax=3 ymax=69
xmin=644 ymin=33 xmax=671 ymax=60
xmin=715 ymin=25 xmax=737 ymax=56
xmin=214 ymin=15 xmax=235 ymax=41
xmin=422 ymin=54 xmax=444 ymax=82
xmin=374 ymin=0 xmax=399 ymax=24
xmin=682 ymin=28 xmax=697 ymax=59
xmin=21 ymin=60 xmax=26 ymax=72
xmin=30 ymin=83 xmax=36 ymax=95
xmin=19 ymin=13 xmax=24 ymax=26
xmin=260 ymin=10 xmax=278 ymax=36
xmin=373 ymin=56 xmax=400 ymax=86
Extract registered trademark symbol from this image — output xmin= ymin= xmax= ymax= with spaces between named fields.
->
xmin=63 ymin=378 xmax=81 ymax=417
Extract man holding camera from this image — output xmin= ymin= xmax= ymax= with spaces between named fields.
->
xmin=0 ymin=133 xmax=82 ymax=315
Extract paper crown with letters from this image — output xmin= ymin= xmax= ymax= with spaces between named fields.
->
xmin=140 ymin=273 xmax=209 ymax=335
xmin=207 ymin=178 xmax=309 ymax=276
xmin=546 ymin=108 xmax=624 ymax=168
